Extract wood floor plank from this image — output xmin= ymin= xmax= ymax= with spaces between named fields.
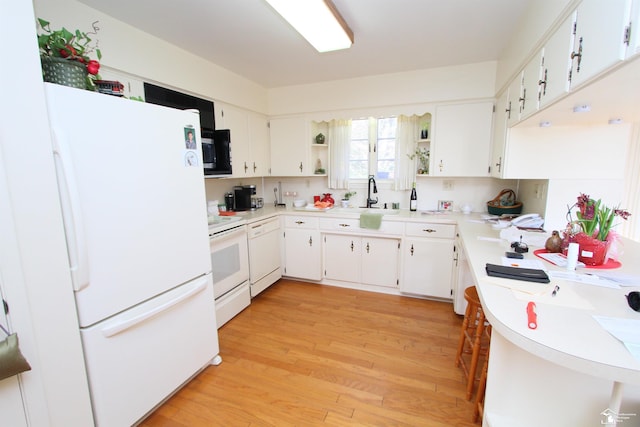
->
xmin=140 ymin=279 xmax=479 ymax=426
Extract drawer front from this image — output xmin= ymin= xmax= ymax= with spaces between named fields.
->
xmin=405 ymin=222 xmax=455 ymax=239
xmin=319 ymin=218 xmax=404 ymax=235
xmin=284 ymin=216 xmax=319 ymax=229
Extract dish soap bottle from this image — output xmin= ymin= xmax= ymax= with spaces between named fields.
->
xmin=409 ymin=182 xmax=417 ymax=211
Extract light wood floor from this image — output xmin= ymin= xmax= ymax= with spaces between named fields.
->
xmin=141 ymin=279 xmax=479 ymax=426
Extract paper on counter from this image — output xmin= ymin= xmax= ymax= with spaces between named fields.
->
xmin=484 ymin=275 xmax=552 ymax=295
xmin=593 ymin=316 xmax=640 ymax=361
xmin=512 ymin=284 xmax=594 ymax=310
xmin=478 ymin=236 xmax=502 ymax=243
xmin=501 ymin=257 xmax=547 ymax=270
xmin=548 ymin=271 xmax=621 ymax=289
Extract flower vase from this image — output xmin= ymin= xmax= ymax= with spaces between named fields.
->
xmin=41 ymin=56 xmax=87 ymax=90
xmin=574 ymin=232 xmax=611 ymax=266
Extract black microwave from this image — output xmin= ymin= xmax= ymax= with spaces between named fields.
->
xmin=202 ymin=129 xmax=232 ymax=177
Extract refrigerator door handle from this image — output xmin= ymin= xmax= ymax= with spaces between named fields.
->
xmin=101 ymin=277 xmax=209 ymax=338
xmin=51 ymin=128 xmax=90 ymax=291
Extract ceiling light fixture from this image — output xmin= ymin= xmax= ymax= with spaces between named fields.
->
xmin=264 ymin=0 xmax=354 ymax=52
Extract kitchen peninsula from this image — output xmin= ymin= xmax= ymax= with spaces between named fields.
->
xmin=237 ymin=205 xmax=640 ymax=426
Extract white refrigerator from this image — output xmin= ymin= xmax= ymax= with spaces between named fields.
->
xmin=44 ymin=83 xmax=220 ymax=426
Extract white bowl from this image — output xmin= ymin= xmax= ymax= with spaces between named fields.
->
xmin=293 ymin=199 xmax=307 ymax=208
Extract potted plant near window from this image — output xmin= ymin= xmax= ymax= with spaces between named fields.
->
xmin=408 ymin=147 xmax=430 ymax=174
xmin=341 ymin=191 xmax=356 ymax=208
xmin=37 ymin=18 xmax=102 ymax=91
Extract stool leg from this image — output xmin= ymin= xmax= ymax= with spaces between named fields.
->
xmin=455 ymin=302 xmax=473 ymax=367
xmin=473 ymin=351 xmax=489 ymax=423
xmin=465 ymin=309 xmax=486 ymax=400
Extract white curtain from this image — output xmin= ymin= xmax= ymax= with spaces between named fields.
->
xmin=328 ymin=119 xmax=352 ymax=189
xmin=394 ymin=115 xmax=420 ymax=191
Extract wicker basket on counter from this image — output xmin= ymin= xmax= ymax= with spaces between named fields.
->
xmin=487 ymin=189 xmax=522 ymax=215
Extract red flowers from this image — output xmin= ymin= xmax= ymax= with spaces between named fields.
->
xmin=87 ymin=60 xmax=100 ymax=75
xmin=568 ymin=193 xmax=631 ymax=241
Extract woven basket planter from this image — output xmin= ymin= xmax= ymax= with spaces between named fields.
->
xmin=487 ymin=189 xmax=523 ymax=215
xmin=41 ymin=56 xmax=87 ymax=89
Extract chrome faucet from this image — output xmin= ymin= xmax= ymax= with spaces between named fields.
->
xmin=366 ymin=175 xmax=378 ymax=208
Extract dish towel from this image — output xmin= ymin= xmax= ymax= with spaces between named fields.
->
xmin=359 ymin=213 xmax=383 ymax=230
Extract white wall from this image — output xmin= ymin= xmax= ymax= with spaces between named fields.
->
xmin=268 ymin=61 xmax=497 ymax=116
xmin=0 ymin=0 xmax=94 ymax=425
xmin=545 ymin=179 xmax=626 ymax=233
xmin=33 ymin=0 xmax=269 ymax=113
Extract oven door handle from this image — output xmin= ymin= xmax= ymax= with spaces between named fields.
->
xmin=209 ymin=225 xmax=246 ymax=240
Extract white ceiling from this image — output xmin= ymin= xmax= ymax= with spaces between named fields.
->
xmin=78 ymin=0 xmax=532 ymax=88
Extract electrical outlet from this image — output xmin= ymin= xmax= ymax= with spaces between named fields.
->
xmin=443 ymin=180 xmax=454 ymax=191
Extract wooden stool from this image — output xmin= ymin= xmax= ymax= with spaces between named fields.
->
xmin=455 ymin=286 xmax=490 ymax=400
xmin=473 ymin=325 xmax=492 ymax=423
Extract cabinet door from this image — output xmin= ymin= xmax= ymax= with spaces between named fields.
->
xmin=361 ymin=237 xmax=399 ymax=288
xmin=270 ymin=117 xmax=309 ymax=176
xmin=283 ymin=229 xmax=321 ymax=280
xmin=324 ymin=234 xmax=360 ymax=283
xmin=401 ymin=238 xmax=454 ymax=299
xmin=490 ymin=89 xmax=509 ymax=178
xmin=520 ymin=50 xmax=543 ymax=119
xmin=506 ymin=73 xmax=523 ymax=127
xmin=628 ymin=0 xmax=640 ymax=58
xmin=248 ymin=112 xmax=270 ymax=176
xmin=432 ymin=102 xmax=493 ymax=177
xmin=571 ymin=0 xmax=631 ymax=89
xmin=539 ymin=14 xmax=575 ymax=108
xmin=218 ymin=104 xmax=250 ymax=178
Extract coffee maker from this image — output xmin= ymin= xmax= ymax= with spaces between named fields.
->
xmin=233 ymin=185 xmax=256 ymax=211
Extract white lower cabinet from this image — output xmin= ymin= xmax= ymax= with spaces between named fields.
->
xmin=323 ymin=234 xmax=400 ymax=288
xmin=400 ymin=223 xmax=456 ymax=299
xmin=283 ymin=216 xmax=322 ymax=280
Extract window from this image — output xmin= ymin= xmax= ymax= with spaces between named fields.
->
xmin=348 ymin=117 xmax=397 ymax=180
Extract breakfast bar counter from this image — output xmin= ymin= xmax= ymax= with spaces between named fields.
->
xmin=456 ymin=218 xmax=640 ymax=426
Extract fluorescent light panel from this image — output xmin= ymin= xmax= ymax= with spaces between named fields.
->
xmin=265 ymin=0 xmax=354 ymax=52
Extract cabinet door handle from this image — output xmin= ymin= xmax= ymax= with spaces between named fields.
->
xmin=495 ymin=156 xmax=502 ymax=172
xmin=350 ymin=241 xmax=354 ymax=252
xmin=410 ymin=244 xmax=414 ymax=256
xmin=538 ymin=68 xmax=547 ymax=97
xmin=519 ymin=88 xmax=526 ymax=112
xmin=423 ymin=229 xmax=436 ymax=233
xmin=295 ymin=221 xmax=305 ymax=225
xmin=571 ymin=37 xmax=583 ymax=73
xmin=505 ymin=101 xmax=511 ymax=119
xmin=339 ymin=223 xmax=350 ymax=227
xmin=253 ymin=162 xmax=257 ymax=172
xmin=244 ymin=161 xmax=248 ymax=173
xmin=439 ymin=160 xmax=443 ymax=172
xmin=366 ymin=242 xmax=370 ymax=253
xmin=308 ymin=236 xmax=313 ymax=246
xmin=299 ymin=162 xmax=303 ymax=173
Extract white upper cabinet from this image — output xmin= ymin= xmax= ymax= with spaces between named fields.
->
xmin=216 ymin=103 xmax=268 ymax=177
xmin=570 ymin=0 xmax=632 ymax=89
xmin=269 ymin=117 xmax=310 ymax=176
xmin=432 ymin=102 xmax=494 ymax=177
xmin=490 ymin=89 xmax=509 ymax=178
xmin=248 ymin=112 xmax=270 ymax=177
xmin=627 ymin=0 xmax=640 ymax=58
xmin=539 ymin=13 xmax=575 ymax=108
xmin=506 ymin=72 xmax=523 ymax=127
xmin=216 ymin=103 xmax=250 ymax=178
xmin=519 ymin=50 xmax=544 ymax=120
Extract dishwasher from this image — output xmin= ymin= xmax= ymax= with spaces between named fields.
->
xmin=247 ymin=216 xmax=282 ymax=297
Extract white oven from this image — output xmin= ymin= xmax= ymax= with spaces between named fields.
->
xmin=209 ymin=221 xmax=250 ymax=327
